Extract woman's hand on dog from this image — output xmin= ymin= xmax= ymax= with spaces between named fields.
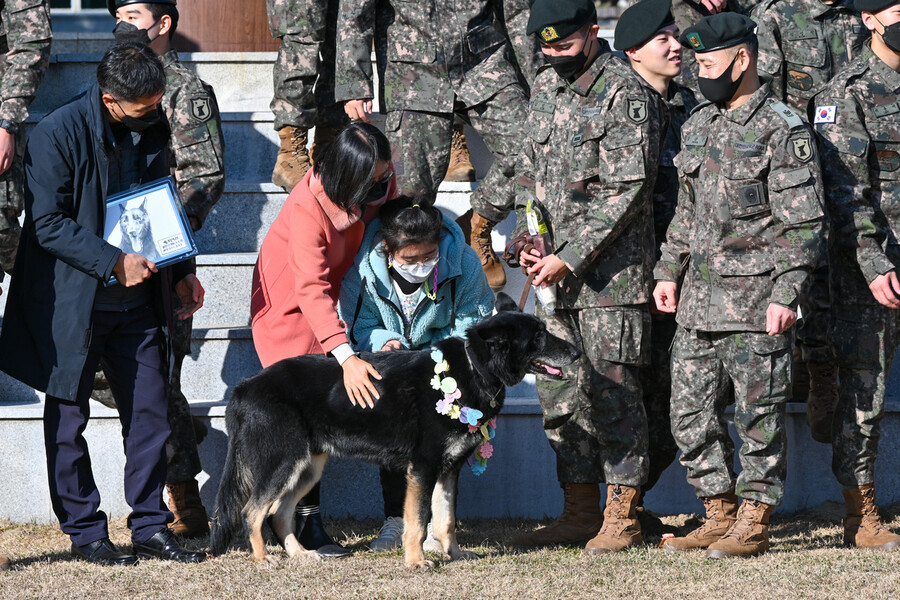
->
xmin=113 ymin=252 xmax=157 ymax=286
xmin=342 ymin=355 xmax=382 ymax=408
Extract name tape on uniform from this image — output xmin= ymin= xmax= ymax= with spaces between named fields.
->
xmin=814 ymin=105 xmax=836 ymax=124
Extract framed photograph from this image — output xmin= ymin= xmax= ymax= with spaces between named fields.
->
xmin=103 ymin=176 xmax=198 ymax=283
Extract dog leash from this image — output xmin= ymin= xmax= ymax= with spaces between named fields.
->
xmin=518 ymin=272 xmax=535 ymax=311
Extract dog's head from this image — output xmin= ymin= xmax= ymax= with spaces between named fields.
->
xmin=466 ymin=293 xmax=580 ymax=387
xmin=120 ymin=199 xmax=150 ymax=241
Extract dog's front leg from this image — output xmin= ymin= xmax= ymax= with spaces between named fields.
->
xmin=403 ymin=463 xmax=437 ymax=570
xmin=431 ymin=465 xmax=478 ymax=561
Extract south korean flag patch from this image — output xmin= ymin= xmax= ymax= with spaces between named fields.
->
xmin=814 ymin=105 xmax=836 ymax=124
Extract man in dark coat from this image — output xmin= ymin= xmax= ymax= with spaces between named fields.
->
xmin=0 ymin=43 xmax=206 ymax=566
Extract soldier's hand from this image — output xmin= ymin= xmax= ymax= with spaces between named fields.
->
xmin=869 ymin=270 xmax=900 ymax=309
xmin=175 ymin=273 xmax=205 ymax=319
xmin=529 ymin=254 xmax=570 ymax=286
xmin=766 ymin=303 xmax=798 ymax=336
xmin=701 ymin=0 xmax=727 ymax=13
xmin=519 ymin=245 xmax=541 ymax=268
xmin=345 ymin=99 xmax=373 ymax=123
xmin=0 ymin=128 xmax=15 ymax=177
xmin=653 ymin=281 xmax=679 ymax=313
xmin=113 ymin=252 xmax=157 ymax=287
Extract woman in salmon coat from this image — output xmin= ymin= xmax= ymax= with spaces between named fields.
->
xmin=249 ymin=122 xmax=396 ymax=557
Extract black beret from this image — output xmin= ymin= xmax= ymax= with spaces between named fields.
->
xmin=614 ymin=0 xmax=675 ymax=51
xmin=527 ymin=0 xmax=598 ymax=44
xmin=680 ymin=12 xmax=757 ymax=53
xmin=853 ymin=0 xmax=900 ymax=10
xmin=108 ymin=0 xmax=177 ymax=18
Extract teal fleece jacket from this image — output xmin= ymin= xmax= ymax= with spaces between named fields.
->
xmin=338 ymin=217 xmax=495 ymax=352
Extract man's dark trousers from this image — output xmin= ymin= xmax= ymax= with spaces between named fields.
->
xmin=43 ymin=304 xmax=173 ymax=546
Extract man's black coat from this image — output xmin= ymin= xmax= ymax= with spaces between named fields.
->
xmin=0 ymin=82 xmax=192 ymax=401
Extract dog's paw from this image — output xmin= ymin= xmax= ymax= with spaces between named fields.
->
xmin=450 ymin=549 xmax=479 ymax=562
xmin=405 ymin=559 xmax=435 ymax=571
xmin=252 ymin=554 xmax=279 ymax=568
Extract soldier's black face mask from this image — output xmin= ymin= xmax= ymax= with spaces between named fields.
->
xmin=112 ymin=20 xmax=159 ymax=46
xmin=698 ymin=52 xmax=745 ymax=105
xmin=544 ymin=32 xmax=595 ymax=81
xmin=874 ymin=16 xmax=900 ymax=54
xmin=113 ymin=100 xmax=160 ymax=132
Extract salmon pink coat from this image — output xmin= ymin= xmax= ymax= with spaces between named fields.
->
xmin=250 ymin=168 xmax=395 ymax=368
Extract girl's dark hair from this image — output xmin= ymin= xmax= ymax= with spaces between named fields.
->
xmin=379 ymin=195 xmax=444 ymax=255
xmin=313 ymin=122 xmax=392 ymax=213
xmin=97 ymin=42 xmax=166 ymax=102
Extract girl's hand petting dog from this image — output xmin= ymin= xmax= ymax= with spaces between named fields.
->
xmin=342 ymin=355 xmax=382 ymax=408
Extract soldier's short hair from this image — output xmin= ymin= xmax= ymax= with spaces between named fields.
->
xmin=97 ymin=42 xmax=166 ymax=102
xmin=147 ymin=4 xmax=178 ymax=39
xmin=313 ymin=122 xmax=393 ymax=214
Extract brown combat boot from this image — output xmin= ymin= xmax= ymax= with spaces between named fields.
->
xmin=842 ymin=485 xmax=900 ymax=550
xmin=464 ymin=210 xmax=506 ymax=291
xmin=310 ymin=124 xmax=344 ymax=164
xmin=272 ymin=126 xmax=311 ymax=192
xmin=167 ymin=480 xmax=210 ymax=538
xmin=706 ymin=499 xmax=774 ymax=559
xmin=661 ymin=493 xmax=739 ymax=552
xmin=445 ymin=123 xmax=476 ymax=182
xmin=584 ymin=484 xmax=642 ymax=555
xmin=0 ymin=555 xmax=9 ymax=571
xmin=508 ymin=483 xmax=603 ymax=549
xmin=806 ymin=361 xmax=839 ymax=444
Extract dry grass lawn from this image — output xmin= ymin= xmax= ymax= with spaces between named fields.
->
xmin=1 ymin=503 xmax=899 ymax=600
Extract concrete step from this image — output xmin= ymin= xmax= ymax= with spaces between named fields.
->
xmin=182 ymin=326 xmax=260 ymax=402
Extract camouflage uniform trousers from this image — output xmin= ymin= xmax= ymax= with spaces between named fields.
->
xmin=639 ymin=313 xmax=679 ymax=494
xmin=830 ymin=303 xmax=900 ymax=488
xmin=0 ymin=128 xmax=25 ymax=275
xmin=796 ymin=253 xmax=834 ymax=364
xmin=535 ymin=304 xmax=650 ymax=488
xmin=268 ymin=0 xmax=348 ymax=131
xmin=386 ymin=84 xmax=528 ymax=221
xmin=670 ymin=326 xmax=792 ymax=506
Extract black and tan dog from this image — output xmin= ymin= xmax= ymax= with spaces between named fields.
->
xmin=209 ymin=293 xmax=579 ymax=568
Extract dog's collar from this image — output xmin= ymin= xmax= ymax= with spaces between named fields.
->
xmin=463 ymin=342 xmax=506 ymax=398
xmin=430 ymin=347 xmax=497 ymax=476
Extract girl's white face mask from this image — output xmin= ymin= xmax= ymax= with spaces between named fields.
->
xmin=390 ymin=254 xmax=439 ymax=283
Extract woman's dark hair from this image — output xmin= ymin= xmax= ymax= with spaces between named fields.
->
xmin=148 ymin=4 xmax=179 ymax=39
xmin=378 ymin=195 xmax=444 ymax=255
xmin=97 ymin=42 xmax=166 ymax=102
xmin=313 ymin=122 xmax=392 ymax=213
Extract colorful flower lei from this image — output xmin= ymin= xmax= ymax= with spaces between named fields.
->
xmin=430 ymin=348 xmax=497 ymax=476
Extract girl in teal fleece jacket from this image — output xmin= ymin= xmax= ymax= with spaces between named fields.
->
xmin=338 ymin=197 xmax=495 ymax=551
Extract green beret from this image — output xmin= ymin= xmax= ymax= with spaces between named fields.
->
xmin=680 ymin=12 xmax=757 ymax=53
xmin=614 ymin=0 xmax=675 ymax=51
xmin=853 ymin=0 xmax=900 ymax=11
xmin=527 ymin=0 xmax=598 ymax=44
xmin=108 ymin=0 xmax=177 ymax=18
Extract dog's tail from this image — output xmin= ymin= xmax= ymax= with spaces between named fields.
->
xmin=209 ymin=406 xmax=253 ymax=556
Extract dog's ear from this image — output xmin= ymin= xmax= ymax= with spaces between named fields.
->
xmin=494 ymin=292 xmax=519 ymax=313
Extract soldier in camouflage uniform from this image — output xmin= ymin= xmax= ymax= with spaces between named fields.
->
xmin=810 ymin=0 xmax=900 ymax=551
xmin=615 ymin=1 xmax=701 ymax=512
xmin=268 ymin=0 xmax=348 ymax=192
xmin=0 ymin=0 xmax=50 ymax=283
xmin=506 ymin=0 xmax=667 ymax=554
xmin=336 ymin=0 xmax=531 ymax=291
xmin=753 ymin=0 xmax=868 ymax=444
xmin=110 ymin=0 xmax=226 ymax=538
xmin=654 ymin=13 xmax=824 ymax=558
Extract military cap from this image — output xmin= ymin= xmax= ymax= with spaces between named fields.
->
xmin=527 ymin=0 xmax=598 ymax=44
xmin=614 ymin=0 xmax=675 ymax=51
xmin=853 ymin=0 xmax=900 ymax=11
xmin=107 ymin=0 xmax=177 ymax=18
xmin=680 ymin=12 xmax=757 ymax=53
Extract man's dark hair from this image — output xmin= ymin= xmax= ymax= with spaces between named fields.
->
xmin=378 ymin=195 xmax=445 ymax=255
xmin=147 ymin=4 xmax=179 ymax=39
xmin=313 ymin=122 xmax=392 ymax=213
xmin=97 ymin=42 xmax=166 ymax=102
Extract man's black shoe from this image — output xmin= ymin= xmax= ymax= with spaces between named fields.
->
xmin=71 ymin=538 xmax=138 ymax=566
xmin=133 ymin=528 xmax=207 ymax=563
xmin=296 ymin=509 xmax=350 ymax=558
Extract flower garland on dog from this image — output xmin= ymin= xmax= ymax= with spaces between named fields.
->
xmin=430 ymin=348 xmax=496 ymax=475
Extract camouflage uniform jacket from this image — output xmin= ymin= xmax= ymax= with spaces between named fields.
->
xmin=516 ymin=48 xmax=667 ymax=309
xmin=496 ymin=0 xmax=542 ymax=92
xmin=267 ymin=0 xmax=328 ymax=39
xmin=334 ymin=0 xmax=521 ymax=112
xmin=812 ymin=46 xmax=900 ymax=306
xmin=754 ymin=0 xmax=866 ymax=111
xmin=654 ymin=83 xmax=825 ymax=332
xmin=160 ymin=50 xmax=225 ymax=229
xmin=0 ymin=0 xmax=50 ymax=126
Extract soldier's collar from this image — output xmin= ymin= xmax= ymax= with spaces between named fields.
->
xmin=808 ymin=1 xmax=832 ymax=19
xmin=719 ymin=81 xmax=770 ymax=126
xmin=868 ymin=46 xmax=900 ymax=94
xmin=160 ymin=48 xmax=179 ymax=67
xmin=569 ymin=42 xmax=612 ymax=97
